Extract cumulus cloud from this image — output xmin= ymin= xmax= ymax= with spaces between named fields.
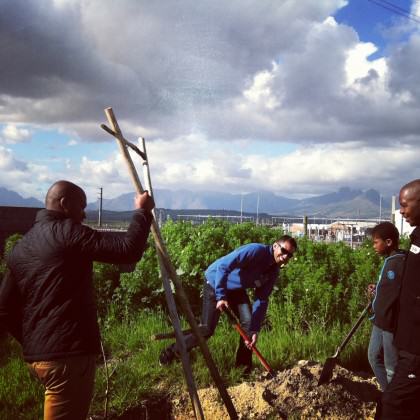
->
xmin=0 ymin=124 xmax=31 ymax=144
xmin=0 ymin=146 xmax=51 ymax=197
xmin=0 ymin=0 xmax=359 ymax=141
xmin=66 ymin=135 xmax=420 ymax=200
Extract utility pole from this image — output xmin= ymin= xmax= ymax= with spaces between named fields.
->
xmin=379 ymin=194 xmax=382 ymax=222
xmin=391 ymin=195 xmax=396 ymax=224
xmin=240 ymin=193 xmax=244 ymax=223
xmin=98 ymin=187 xmax=103 ymax=227
xmin=303 ymin=215 xmax=308 ymax=237
xmin=256 ymin=193 xmax=260 ymax=225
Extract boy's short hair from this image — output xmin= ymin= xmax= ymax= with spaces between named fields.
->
xmin=277 ymin=234 xmax=297 ymax=250
xmin=371 ymin=222 xmax=399 ymax=244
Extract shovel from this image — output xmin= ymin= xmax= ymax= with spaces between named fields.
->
xmin=318 ymin=301 xmax=371 ymax=386
xmin=223 ymin=306 xmax=275 ymax=378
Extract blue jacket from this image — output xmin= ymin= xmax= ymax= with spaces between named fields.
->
xmin=205 ymin=243 xmax=279 ymax=333
xmin=370 ymin=250 xmax=406 ymax=332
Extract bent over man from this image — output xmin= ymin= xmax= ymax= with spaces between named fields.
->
xmin=159 ymin=235 xmax=297 ymax=374
xmin=1 ymin=180 xmax=154 ymax=420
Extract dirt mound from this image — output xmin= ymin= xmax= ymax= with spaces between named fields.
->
xmin=172 ymin=360 xmax=380 ymax=419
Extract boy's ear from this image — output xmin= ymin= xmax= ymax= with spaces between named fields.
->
xmin=385 ymin=238 xmax=393 ymax=247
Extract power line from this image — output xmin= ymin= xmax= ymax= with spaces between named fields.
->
xmin=378 ymin=0 xmax=416 ymax=15
xmin=367 ymin=0 xmax=420 ymax=24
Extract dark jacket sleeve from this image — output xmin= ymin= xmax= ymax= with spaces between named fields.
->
xmin=66 ymin=209 xmax=153 ymax=264
xmin=0 ymin=270 xmax=22 ymax=343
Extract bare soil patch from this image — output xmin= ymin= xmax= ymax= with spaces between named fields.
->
xmin=172 ymin=360 xmax=380 ymax=419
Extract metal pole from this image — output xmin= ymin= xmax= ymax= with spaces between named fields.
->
xmin=391 ymin=195 xmax=396 ymax=224
xmin=256 ymin=193 xmax=260 ymax=225
xmin=98 ymin=187 xmax=103 ymax=227
xmin=379 ymin=194 xmax=382 ymax=222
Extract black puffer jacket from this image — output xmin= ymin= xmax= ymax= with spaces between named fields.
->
xmin=5 ymin=208 xmax=152 ymax=362
xmin=395 ymin=226 xmax=420 ymax=354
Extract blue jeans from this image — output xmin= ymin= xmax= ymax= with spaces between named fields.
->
xmin=180 ymin=281 xmax=253 ymax=368
xmin=368 ymin=325 xmax=398 ymax=391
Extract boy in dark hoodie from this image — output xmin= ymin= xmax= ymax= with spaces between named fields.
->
xmin=367 ymin=222 xmax=405 ymax=391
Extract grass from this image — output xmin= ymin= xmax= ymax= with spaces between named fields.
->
xmin=0 ymin=338 xmax=44 ymax=419
xmin=0 ymin=302 xmax=374 ymax=419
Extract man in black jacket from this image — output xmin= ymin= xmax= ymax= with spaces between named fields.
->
xmin=379 ymin=179 xmax=420 ymax=419
xmin=1 ymin=180 xmax=154 ymax=420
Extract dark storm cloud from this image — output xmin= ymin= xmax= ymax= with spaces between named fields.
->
xmin=0 ymin=0 xmax=97 ymax=97
xmin=0 ymin=0 xmax=345 ymax=136
xmin=388 ymin=34 xmax=420 ymax=104
xmin=1 ymin=0 xmax=420 ymax=149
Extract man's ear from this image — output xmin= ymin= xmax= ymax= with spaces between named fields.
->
xmin=385 ymin=238 xmax=393 ymax=247
xmin=59 ymin=196 xmax=69 ymax=213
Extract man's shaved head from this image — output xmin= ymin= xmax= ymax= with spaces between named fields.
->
xmin=401 ymin=179 xmax=420 ymax=197
xmin=399 ymin=179 xmax=420 ymax=227
xmin=46 ymin=180 xmax=86 ymax=223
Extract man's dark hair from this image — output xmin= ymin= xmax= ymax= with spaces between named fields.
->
xmin=277 ymin=234 xmax=297 ymax=250
xmin=371 ymin=222 xmax=399 ymax=245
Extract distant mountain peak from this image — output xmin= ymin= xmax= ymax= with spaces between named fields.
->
xmin=0 ymin=186 xmax=43 ymax=208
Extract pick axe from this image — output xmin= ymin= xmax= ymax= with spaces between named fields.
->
xmin=223 ymin=306 xmax=275 ymax=378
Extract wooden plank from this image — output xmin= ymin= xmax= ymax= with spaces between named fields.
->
xmin=103 ymin=108 xmax=238 ymax=420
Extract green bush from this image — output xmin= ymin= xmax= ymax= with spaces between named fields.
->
xmin=1 ymin=221 xmax=403 ymax=418
xmin=0 ymin=234 xmax=23 ymax=281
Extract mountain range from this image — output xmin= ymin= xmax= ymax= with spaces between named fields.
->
xmin=0 ymin=187 xmax=44 ymax=207
xmin=87 ymin=186 xmax=391 ymax=218
xmin=0 ymin=186 xmax=392 ymax=218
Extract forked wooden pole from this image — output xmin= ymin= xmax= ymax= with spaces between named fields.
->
xmin=103 ymin=107 xmax=238 ymax=420
xmin=139 ymin=137 xmax=204 ymax=420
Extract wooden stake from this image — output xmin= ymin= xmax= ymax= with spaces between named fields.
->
xmin=140 ymin=136 xmax=204 ymax=420
xmin=103 ymin=108 xmax=238 ymax=420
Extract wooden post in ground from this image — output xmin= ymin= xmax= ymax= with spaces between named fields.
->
xmin=139 ymin=136 xmax=204 ymax=420
xmin=102 ymin=107 xmax=238 ymax=420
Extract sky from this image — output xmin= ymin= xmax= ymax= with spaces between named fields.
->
xmin=1 ymin=0 xmax=420 ymax=204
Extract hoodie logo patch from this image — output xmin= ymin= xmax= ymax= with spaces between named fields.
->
xmin=387 ymin=270 xmax=395 ymax=281
xmin=410 ymin=244 xmax=420 ymax=254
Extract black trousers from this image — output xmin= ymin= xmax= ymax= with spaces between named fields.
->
xmin=378 ymin=350 xmax=420 ymax=419
xmin=228 ymin=289 xmax=253 ymax=369
xmin=181 ymin=282 xmax=253 ymax=369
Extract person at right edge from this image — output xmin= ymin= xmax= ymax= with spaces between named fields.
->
xmin=377 ymin=179 xmax=420 ymax=420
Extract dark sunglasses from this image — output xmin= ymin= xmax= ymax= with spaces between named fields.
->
xmin=279 ymin=245 xmax=294 ymax=258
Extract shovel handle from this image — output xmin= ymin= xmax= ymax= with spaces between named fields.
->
xmin=336 ymin=301 xmax=371 ymax=355
xmin=223 ymin=307 xmax=274 ymax=376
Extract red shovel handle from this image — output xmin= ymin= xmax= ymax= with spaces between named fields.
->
xmin=223 ymin=307 xmax=274 ymax=376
